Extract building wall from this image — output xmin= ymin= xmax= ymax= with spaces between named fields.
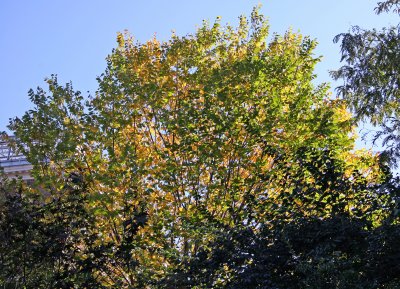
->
xmin=0 ymin=140 xmax=33 ymax=181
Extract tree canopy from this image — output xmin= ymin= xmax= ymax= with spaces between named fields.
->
xmin=1 ymin=7 xmax=399 ymax=289
xmin=332 ymin=0 xmax=400 ymax=165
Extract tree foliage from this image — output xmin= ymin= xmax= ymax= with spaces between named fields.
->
xmin=375 ymin=0 xmax=400 ymax=14
xmin=1 ymin=7 xmax=399 ymax=288
xmin=0 ymin=177 xmax=104 ymax=288
xmin=332 ymin=0 xmax=400 ymax=164
xmin=162 ymin=214 xmax=400 ymax=289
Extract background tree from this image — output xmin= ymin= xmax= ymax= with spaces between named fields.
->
xmin=332 ymin=0 xmax=400 ymax=165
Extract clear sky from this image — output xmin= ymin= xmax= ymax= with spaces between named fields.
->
xmin=0 ymin=0 xmax=398 ymax=149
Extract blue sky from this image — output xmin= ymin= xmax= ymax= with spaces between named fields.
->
xmin=0 ymin=0 xmax=398 ymax=149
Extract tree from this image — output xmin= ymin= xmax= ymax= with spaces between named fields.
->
xmin=163 ymin=214 xmax=400 ymax=289
xmin=0 ymin=176 xmax=105 ymax=288
xmin=4 ymin=7 xmax=391 ymax=288
xmin=158 ymin=145 xmax=400 ymax=288
xmin=332 ymin=0 xmax=400 ymax=165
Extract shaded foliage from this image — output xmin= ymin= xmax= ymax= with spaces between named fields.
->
xmin=162 ymin=216 xmax=400 ymax=289
xmin=0 ymin=177 xmax=103 ymax=288
xmin=0 ymin=176 xmax=149 ymax=288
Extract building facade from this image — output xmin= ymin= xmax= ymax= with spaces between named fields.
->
xmin=0 ymin=139 xmax=33 ymax=181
